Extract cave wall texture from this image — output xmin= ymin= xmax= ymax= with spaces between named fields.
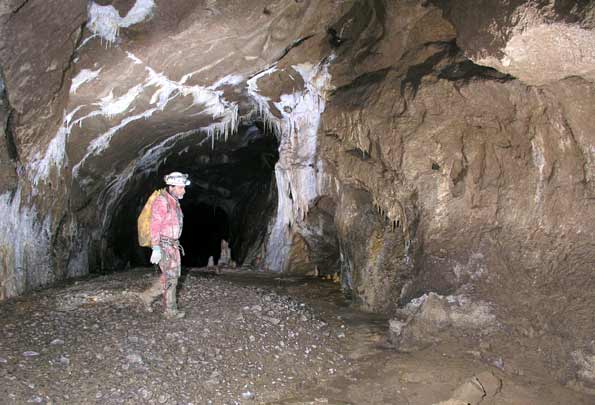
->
xmin=1 ymin=0 xmax=594 ymax=389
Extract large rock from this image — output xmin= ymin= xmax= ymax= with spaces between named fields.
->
xmin=431 ymin=0 xmax=595 ymax=85
xmin=388 ymin=293 xmax=497 ymax=351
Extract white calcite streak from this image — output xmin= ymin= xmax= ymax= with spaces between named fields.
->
xmin=180 ymin=55 xmax=235 ymax=84
xmin=28 ymin=105 xmax=85 ymax=188
xmin=36 ymin=50 xmax=241 ymax=189
xmin=208 ymin=74 xmax=244 ymax=90
xmin=88 ymin=0 xmax=156 ymax=43
xmin=70 ymin=52 xmax=239 ymax=180
xmin=0 ymin=187 xmax=54 ymax=300
xmin=70 ymin=68 xmax=102 ymax=94
xmin=261 ymin=58 xmax=334 ymax=272
xmin=86 ymin=108 xmax=158 ymax=158
xmin=96 ymin=84 xmax=144 ymax=117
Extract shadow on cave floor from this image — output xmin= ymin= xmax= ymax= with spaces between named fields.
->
xmin=0 ymin=267 xmax=593 ymax=404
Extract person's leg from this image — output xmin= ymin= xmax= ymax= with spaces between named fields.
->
xmin=161 ymin=247 xmax=184 ymax=319
xmin=164 ymin=275 xmax=178 ymax=311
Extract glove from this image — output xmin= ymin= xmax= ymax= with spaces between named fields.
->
xmin=150 ymin=246 xmax=162 ymax=264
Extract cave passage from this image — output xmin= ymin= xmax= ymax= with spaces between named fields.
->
xmin=104 ymin=123 xmax=279 ymax=272
xmin=179 ymin=202 xmax=229 ymax=267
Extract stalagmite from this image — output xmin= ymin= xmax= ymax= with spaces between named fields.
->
xmin=218 ymin=239 xmax=231 ymax=266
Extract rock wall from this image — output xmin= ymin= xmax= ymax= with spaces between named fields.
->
xmin=432 ymin=0 xmax=595 ymax=85
xmin=312 ymin=0 xmax=595 ymax=388
xmin=0 ymin=0 xmax=86 ymax=299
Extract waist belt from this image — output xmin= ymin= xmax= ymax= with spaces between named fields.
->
xmin=159 ymin=236 xmax=185 ymax=256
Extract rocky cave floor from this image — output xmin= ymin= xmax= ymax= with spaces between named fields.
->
xmin=0 ymin=268 xmax=593 ymax=405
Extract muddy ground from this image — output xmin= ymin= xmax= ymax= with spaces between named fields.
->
xmin=0 ymin=267 xmax=593 ymax=404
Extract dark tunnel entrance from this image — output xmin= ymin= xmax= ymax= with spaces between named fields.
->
xmin=103 ymin=123 xmax=279 ymax=272
xmin=179 ymin=203 xmax=229 ymax=267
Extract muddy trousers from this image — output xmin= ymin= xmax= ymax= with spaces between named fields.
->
xmin=141 ymin=245 xmax=181 ymax=313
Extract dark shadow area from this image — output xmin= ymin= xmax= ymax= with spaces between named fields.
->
xmin=102 ymin=123 xmax=279 ymax=273
xmin=179 ymin=203 xmax=229 ymax=267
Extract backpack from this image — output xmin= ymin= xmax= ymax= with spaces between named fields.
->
xmin=137 ymin=189 xmax=165 ymax=247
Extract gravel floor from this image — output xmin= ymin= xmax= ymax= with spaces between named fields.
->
xmin=0 ymin=268 xmax=349 ymax=404
xmin=2 ymin=268 xmax=594 ymax=405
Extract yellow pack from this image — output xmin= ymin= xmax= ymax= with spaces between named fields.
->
xmin=137 ymin=189 xmax=165 ymax=247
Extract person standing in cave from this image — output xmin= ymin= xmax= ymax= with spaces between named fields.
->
xmin=137 ymin=171 xmax=190 ymax=319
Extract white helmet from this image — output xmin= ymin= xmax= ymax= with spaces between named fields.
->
xmin=164 ymin=172 xmax=190 ymax=186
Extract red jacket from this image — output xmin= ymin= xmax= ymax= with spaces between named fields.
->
xmin=150 ymin=191 xmax=183 ymax=247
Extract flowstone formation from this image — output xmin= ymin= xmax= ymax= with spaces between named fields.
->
xmin=1 ymin=0 xmax=594 ymax=391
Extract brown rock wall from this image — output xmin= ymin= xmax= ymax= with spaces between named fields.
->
xmin=431 ymin=0 xmax=595 ymax=84
xmin=0 ymin=0 xmax=85 ymax=147
xmin=314 ymin=2 xmax=595 ymax=384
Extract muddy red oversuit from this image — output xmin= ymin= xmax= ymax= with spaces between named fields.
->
xmin=140 ymin=190 xmax=184 ymax=316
